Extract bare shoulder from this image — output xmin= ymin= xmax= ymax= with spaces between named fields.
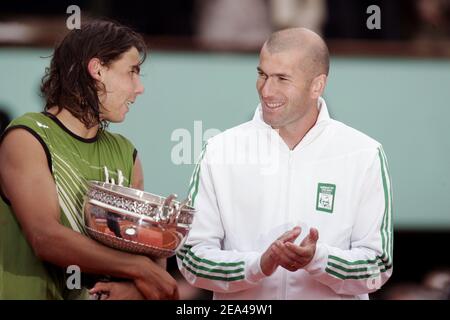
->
xmin=0 ymin=127 xmax=59 ymax=220
xmin=0 ymin=128 xmax=50 ymax=179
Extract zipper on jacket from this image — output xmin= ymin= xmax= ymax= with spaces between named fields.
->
xmin=281 ymin=150 xmax=294 ymax=299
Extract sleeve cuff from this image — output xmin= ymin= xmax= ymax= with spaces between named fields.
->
xmin=303 ymin=242 xmax=329 ymax=275
xmin=246 ymin=253 xmax=268 ymax=283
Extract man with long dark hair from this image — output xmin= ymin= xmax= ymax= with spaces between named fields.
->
xmin=0 ymin=20 xmax=178 ymax=300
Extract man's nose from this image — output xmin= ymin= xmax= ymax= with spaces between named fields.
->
xmin=261 ymin=78 xmax=274 ymax=98
xmin=135 ymin=78 xmax=144 ymax=95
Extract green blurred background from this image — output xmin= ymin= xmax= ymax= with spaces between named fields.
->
xmin=1 ymin=48 xmax=449 ymax=230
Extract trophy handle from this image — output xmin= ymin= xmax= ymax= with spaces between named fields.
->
xmin=174 ymin=197 xmax=190 ymax=223
xmin=160 ymin=193 xmax=177 ymax=222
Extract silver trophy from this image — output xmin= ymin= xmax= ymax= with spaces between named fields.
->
xmin=83 ymin=177 xmax=195 ymax=258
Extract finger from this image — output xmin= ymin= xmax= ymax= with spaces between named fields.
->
xmin=276 ymin=241 xmax=300 ymax=261
xmin=165 ymin=281 xmax=179 ymax=300
xmin=276 ymin=242 xmax=312 ymax=271
xmin=100 ymin=292 xmax=111 ymax=300
xmin=279 ymin=227 xmax=301 ymax=243
xmin=285 ymin=242 xmax=315 ymax=261
xmin=309 ymin=228 xmax=319 ymax=242
xmin=301 ymin=228 xmax=319 ymax=246
xmin=173 ymin=287 xmax=180 ymax=300
xmin=89 ymin=282 xmax=112 ymax=294
xmin=160 ymin=278 xmax=179 ymax=300
xmin=271 ymin=250 xmax=299 ymax=272
xmin=271 ymin=241 xmax=295 ymax=266
xmin=278 ymin=227 xmax=300 ymax=241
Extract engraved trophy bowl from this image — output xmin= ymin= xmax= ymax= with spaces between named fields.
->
xmin=83 ymin=181 xmax=195 ymax=258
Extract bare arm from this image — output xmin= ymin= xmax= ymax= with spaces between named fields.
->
xmin=0 ymin=129 xmax=177 ymax=299
xmin=131 ymin=155 xmax=144 ymax=190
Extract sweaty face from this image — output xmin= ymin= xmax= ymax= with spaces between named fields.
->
xmin=99 ymin=47 xmax=145 ymax=123
xmin=256 ymin=47 xmax=314 ymax=131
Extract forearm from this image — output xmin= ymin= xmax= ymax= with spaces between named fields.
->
xmin=304 ymin=243 xmax=393 ymax=295
xmin=32 ymin=223 xmax=148 ymax=280
xmin=38 ymin=227 xmax=180 ymax=299
xmin=177 ymin=243 xmax=266 ymax=293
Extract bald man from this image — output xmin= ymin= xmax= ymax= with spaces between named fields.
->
xmin=178 ymin=28 xmax=393 ymax=300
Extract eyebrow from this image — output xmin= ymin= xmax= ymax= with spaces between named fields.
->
xmin=257 ymin=67 xmax=291 ymax=79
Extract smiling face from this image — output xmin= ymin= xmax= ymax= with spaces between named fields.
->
xmin=256 ymin=46 xmax=316 ymax=131
xmin=98 ymin=47 xmax=145 ymax=123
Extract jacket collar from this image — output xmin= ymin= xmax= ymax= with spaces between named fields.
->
xmin=252 ymin=97 xmax=331 ymax=152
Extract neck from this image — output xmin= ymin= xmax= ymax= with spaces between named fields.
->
xmin=47 ymin=107 xmax=99 ymax=139
xmin=278 ymin=103 xmax=319 ymax=150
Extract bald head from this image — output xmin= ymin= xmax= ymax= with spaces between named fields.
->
xmin=263 ymin=28 xmax=329 ymax=77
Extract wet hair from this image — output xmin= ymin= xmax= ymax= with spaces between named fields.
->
xmin=0 ymin=109 xmax=11 ymax=134
xmin=41 ymin=19 xmax=147 ymax=129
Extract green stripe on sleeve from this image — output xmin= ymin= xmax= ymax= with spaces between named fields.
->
xmin=181 ymin=262 xmax=245 ymax=282
xmin=325 ymin=147 xmax=393 ymax=280
xmin=187 ymin=143 xmax=207 ymax=206
xmin=177 ymin=245 xmax=247 ymax=281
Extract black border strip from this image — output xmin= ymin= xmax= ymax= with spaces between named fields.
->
xmin=0 ymin=125 xmax=53 ymax=205
xmin=42 ymin=112 xmax=99 ymax=143
xmin=133 ymin=148 xmax=138 ymax=163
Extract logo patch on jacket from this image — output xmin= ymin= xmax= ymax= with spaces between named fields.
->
xmin=316 ymin=183 xmax=336 ymax=213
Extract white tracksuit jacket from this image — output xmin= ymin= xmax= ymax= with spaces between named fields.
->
xmin=177 ymin=97 xmax=393 ymax=299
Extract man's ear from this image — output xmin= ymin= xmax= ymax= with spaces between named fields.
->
xmin=87 ymin=58 xmax=103 ymax=81
xmin=310 ymin=74 xmax=327 ymax=99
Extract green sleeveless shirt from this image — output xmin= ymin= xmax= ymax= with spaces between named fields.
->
xmin=0 ymin=112 xmax=137 ymax=299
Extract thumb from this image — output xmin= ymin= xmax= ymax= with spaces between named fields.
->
xmin=301 ymin=228 xmax=319 ymax=246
